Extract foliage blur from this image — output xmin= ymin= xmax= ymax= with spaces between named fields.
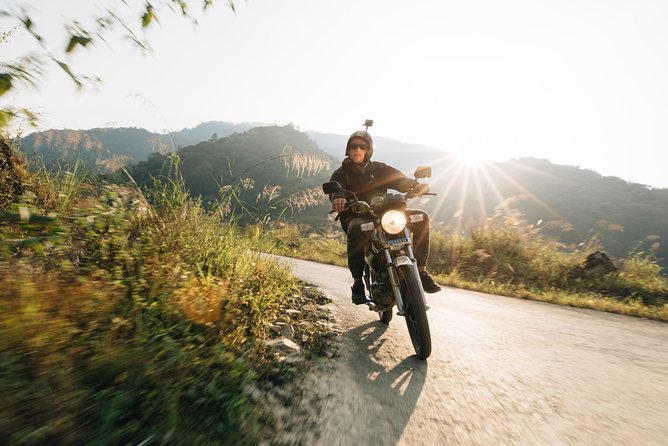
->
xmin=0 ymin=135 xmax=330 ymax=444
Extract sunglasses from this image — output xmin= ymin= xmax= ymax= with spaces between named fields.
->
xmin=349 ymin=143 xmax=370 ymax=151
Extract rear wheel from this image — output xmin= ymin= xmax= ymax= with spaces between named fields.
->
xmin=397 ymin=265 xmax=431 ymax=359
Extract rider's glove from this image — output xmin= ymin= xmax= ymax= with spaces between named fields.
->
xmin=332 ymin=197 xmax=347 ymax=213
xmin=412 ymin=183 xmax=430 ymax=196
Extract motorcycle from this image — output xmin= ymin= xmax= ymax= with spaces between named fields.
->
xmin=322 ymin=166 xmax=434 ymax=360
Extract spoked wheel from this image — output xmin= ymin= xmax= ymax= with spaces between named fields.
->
xmin=379 ymin=309 xmax=393 ymax=324
xmin=397 ymin=265 xmax=431 ymax=359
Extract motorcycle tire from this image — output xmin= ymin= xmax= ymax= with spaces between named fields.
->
xmin=397 ymin=264 xmax=432 ymax=359
xmin=379 ymin=309 xmax=393 ymax=324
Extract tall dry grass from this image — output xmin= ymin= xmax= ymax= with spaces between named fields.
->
xmin=265 ymin=210 xmax=668 ymax=321
xmin=0 ymin=142 xmax=328 ymax=444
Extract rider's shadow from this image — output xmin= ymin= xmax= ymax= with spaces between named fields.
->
xmin=344 ymin=321 xmax=428 ymax=441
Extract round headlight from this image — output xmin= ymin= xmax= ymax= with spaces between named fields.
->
xmin=380 ymin=210 xmax=407 ymax=234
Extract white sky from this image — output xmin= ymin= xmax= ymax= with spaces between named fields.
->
xmin=3 ymin=0 xmax=668 ymax=188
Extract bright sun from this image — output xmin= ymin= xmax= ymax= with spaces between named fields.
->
xmin=452 ymin=148 xmax=491 ymax=167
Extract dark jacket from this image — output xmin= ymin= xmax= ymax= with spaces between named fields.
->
xmin=329 ymin=158 xmax=417 ymax=221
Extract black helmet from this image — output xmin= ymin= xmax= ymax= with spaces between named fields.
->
xmin=345 ymin=130 xmax=375 ymax=161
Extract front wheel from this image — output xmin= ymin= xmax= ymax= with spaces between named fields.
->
xmin=397 ymin=265 xmax=431 ymax=359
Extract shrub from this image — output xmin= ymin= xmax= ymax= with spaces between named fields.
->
xmin=0 ymin=160 xmax=318 ymax=444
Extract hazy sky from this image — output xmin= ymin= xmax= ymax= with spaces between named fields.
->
xmin=3 ymin=0 xmax=668 ymax=188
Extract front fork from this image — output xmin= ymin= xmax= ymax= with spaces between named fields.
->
xmin=384 ymin=249 xmax=406 ymax=315
xmin=406 ymin=243 xmax=430 ymax=311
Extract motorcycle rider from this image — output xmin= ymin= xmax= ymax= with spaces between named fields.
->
xmin=329 ymin=128 xmax=442 ymax=304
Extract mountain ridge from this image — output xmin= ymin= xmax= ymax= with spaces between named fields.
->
xmin=21 ymin=120 xmax=665 ymax=190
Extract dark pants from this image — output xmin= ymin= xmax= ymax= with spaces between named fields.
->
xmin=342 ymin=209 xmax=431 ymax=280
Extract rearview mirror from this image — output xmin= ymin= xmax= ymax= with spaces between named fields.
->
xmin=414 ymin=166 xmax=432 ymax=179
xmin=322 ymin=181 xmax=342 ymax=195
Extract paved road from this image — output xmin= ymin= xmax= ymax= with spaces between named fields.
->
xmin=271 ymin=256 xmax=668 ymax=446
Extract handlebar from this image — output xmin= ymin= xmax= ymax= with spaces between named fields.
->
xmin=330 ymin=190 xmax=437 ymax=216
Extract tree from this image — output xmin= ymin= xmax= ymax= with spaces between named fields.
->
xmin=0 ymin=0 xmax=236 ymax=128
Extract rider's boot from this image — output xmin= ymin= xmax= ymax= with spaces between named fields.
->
xmin=420 ymin=271 xmax=442 ymax=294
xmin=351 ymin=280 xmax=367 ymax=304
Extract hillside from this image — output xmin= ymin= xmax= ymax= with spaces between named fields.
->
xmin=18 ymin=122 xmax=262 ymax=171
xmin=19 ymin=122 xmax=444 ymax=172
xmin=422 ymin=156 xmax=668 ymax=265
xmin=170 ymin=121 xmax=262 ymax=147
xmin=20 ymin=127 xmax=172 ymax=170
xmin=127 ymin=124 xmax=333 ymax=226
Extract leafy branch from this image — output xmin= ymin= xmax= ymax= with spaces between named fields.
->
xmin=0 ymin=0 xmax=237 ymax=128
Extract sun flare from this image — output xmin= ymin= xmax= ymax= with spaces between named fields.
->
xmin=452 ymin=149 xmax=490 ymax=168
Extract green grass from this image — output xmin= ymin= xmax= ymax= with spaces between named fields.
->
xmin=0 ymin=141 xmax=332 ymax=445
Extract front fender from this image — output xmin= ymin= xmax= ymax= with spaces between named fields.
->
xmin=385 ymin=255 xmax=411 ymax=314
xmin=394 ymin=256 xmax=413 ymax=268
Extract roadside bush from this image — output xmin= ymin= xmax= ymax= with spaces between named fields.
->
xmin=0 ymin=155 xmax=313 ymax=444
xmin=584 ymin=254 xmax=668 ymax=305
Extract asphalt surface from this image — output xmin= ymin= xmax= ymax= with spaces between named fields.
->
xmin=271 ymin=256 xmax=668 ymax=446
